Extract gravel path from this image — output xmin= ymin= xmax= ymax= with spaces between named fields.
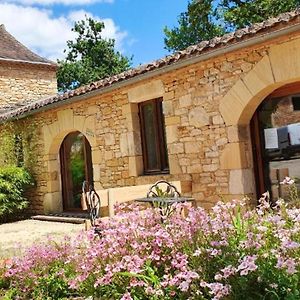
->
xmin=0 ymin=219 xmax=85 ymax=258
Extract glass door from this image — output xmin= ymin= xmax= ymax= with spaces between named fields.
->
xmin=251 ymin=86 xmax=300 ymax=203
xmin=60 ymin=131 xmax=93 ymax=211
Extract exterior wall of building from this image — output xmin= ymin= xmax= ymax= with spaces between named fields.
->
xmin=272 ymin=97 xmax=300 ymax=127
xmin=0 ymin=61 xmax=57 ymax=109
xmin=9 ymin=33 xmax=300 ymax=214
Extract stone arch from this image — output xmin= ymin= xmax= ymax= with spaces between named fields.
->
xmin=220 ymin=37 xmax=300 ymax=126
xmin=218 ymin=37 xmax=300 ymax=198
xmin=41 ymin=109 xmax=101 ymax=213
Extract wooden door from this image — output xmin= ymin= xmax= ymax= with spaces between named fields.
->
xmin=60 ymin=132 xmax=93 ymax=211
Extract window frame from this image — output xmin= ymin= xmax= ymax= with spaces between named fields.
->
xmin=138 ymin=98 xmax=169 ymax=175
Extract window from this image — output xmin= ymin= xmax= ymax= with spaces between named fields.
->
xmin=139 ymin=98 xmax=169 ymax=174
xmin=292 ymin=96 xmax=300 ymax=111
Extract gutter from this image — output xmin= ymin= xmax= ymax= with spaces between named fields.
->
xmin=0 ymin=57 xmax=57 ymax=68
xmin=4 ymin=22 xmax=300 ymax=122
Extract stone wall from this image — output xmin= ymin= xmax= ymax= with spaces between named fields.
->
xmin=12 ymin=33 xmax=300 ymax=213
xmin=0 ymin=61 xmax=57 ymax=110
xmin=272 ymin=96 xmax=300 ymax=127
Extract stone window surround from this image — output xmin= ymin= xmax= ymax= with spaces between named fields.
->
xmin=126 ymin=79 xmax=175 ymax=178
xmin=138 ymin=98 xmax=169 ymax=174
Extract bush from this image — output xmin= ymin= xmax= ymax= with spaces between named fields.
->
xmin=0 ymin=166 xmax=33 ymax=222
xmin=1 ymin=198 xmax=300 ymax=299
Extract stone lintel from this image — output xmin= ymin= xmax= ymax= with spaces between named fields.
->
xmin=127 ymin=80 xmax=164 ymax=103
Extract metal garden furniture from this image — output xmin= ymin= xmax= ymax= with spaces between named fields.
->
xmin=135 ymin=180 xmax=195 ymax=221
xmin=82 ymin=181 xmax=101 ymax=236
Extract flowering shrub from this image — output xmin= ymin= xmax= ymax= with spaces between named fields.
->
xmin=1 ymin=197 xmax=300 ymax=299
xmin=280 ymin=176 xmax=299 ymax=206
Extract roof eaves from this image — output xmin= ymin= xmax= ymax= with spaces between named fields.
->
xmin=1 ymin=9 xmax=300 ymax=122
xmin=0 ymin=57 xmax=57 ymax=68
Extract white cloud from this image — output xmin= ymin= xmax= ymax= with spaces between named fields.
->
xmin=0 ymin=3 xmax=127 ymax=61
xmin=3 ymin=0 xmax=113 ymax=6
xmin=67 ymin=10 xmax=127 ymax=50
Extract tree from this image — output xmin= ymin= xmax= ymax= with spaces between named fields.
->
xmin=164 ymin=0 xmax=224 ymax=52
xmin=164 ymin=0 xmax=300 ymax=52
xmin=57 ymin=17 xmax=131 ymax=91
xmin=221 ymin=0 xmax=300 ymax=30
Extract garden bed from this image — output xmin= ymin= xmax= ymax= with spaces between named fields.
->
xmin=1 ymin=198 xmax=300 ymax=299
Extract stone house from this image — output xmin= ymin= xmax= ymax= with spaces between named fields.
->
xmin=0 ymin=25 xmax=57 ymax=111
xmin=1 ymin=11 xmax=300 ymax=215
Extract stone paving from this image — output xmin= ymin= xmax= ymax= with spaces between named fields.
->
xmin=0 ymin=219 xmax=85 ymax=258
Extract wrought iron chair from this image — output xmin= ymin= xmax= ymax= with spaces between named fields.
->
xmin=147 ymin=180 xmax=181 ymax=198
xmin=147 ymin=180 xmax=181 ymax=220
xmin=82 ymin=181 xmax=101 ymax=236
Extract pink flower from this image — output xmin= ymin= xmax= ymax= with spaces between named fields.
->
xmin=207 ymin=282 xmax=231 ymax=300
xmin=280 ymin=177 xmax=295 ymax=185
xmin=121 ymin=292 xmax=133 ymax=300
xmin=281 ymin=240 xmax=300 ymax=249
xmin=276 ymin=257 xmax=297 ymax=274
xmin=237 ymin=255 xmax=258 ymax=276
xmin=221 ymin=265 xmax=237 ymax=278
xmin=179 ymin=281 xmax=190 ymax=292
xmin=207 ymin=248 xmax=222 ymax=257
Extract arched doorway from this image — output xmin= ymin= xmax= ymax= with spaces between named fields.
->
xmin=251 ymin=82 xmax=300 ymax=201
xmin=60 ymin=131 xmax=93 ymax=211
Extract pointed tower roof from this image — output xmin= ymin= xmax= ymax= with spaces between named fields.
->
xmin=0 ymin=24 xmax=56 ymax=66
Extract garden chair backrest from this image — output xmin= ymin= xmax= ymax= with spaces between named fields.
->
xmin=147 ymin=180 xmax=181 ymax=199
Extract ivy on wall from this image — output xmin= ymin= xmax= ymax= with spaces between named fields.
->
xmin=0 ymin=118 xmax=39 ymax=172
xmin=0 ymin=118 xmax=38 ymax=221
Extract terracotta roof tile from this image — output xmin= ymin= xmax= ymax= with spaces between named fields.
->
xmin=0 ymin=24 xmax=56 ymax=66
xmin=2 ymin=9 xmax=300 ymax=122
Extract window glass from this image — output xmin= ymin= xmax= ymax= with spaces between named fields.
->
xmin=256 ymin=95 xmax=300 ymax=201
xmin=141 ymin=102 xmax=159 ymax=170
xmin=139 ymin=99 xmax=169 ymax=174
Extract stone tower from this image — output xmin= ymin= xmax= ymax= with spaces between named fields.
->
xmin=0 ymin=25 xmax=57 ymax=112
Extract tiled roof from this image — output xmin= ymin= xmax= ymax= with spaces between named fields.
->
xmin=1 ymin=9 xmax=300 ymax=122
xmin=0 ymin=24 xmax=56 ymax=66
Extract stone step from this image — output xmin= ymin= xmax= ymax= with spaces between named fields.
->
xmin=31 ymin=214 xmax=88 ymax=224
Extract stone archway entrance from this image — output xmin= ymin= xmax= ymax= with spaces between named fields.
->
xmin=219 ymin=37 xmax=300 ymax=200
xmin=250 ymin=82 xmax=300 ymax=201
xmin=60 ymin=131 xmax=93 ymax=211
xmin=41 ymin=109 xmax=100 ymax=214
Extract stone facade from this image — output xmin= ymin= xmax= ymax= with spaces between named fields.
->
xmin=0 ymin=61 xmax=57 ymax=110
xmin=272 ymin=96 xmax=300 ymax=127
xmin=4 ymin=28 xmax=300 ymax=214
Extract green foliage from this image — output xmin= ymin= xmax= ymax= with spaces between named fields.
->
xmin=164 ymin=0 xmax=300 ymax=52
xmin=164 ymin=0 xmax=224 ymax=51
xmin=57 ymin=16 xmax=132 ymax=91
xmin=221 ymin=0 xmax=300 ymax=29
xmin=0 ymin=120 xmax=39 ymax=172
xmin=0 ymin=119 xmax=37 ymax=221
xmin=70 ymin=151 xmax=85 ymax=187
xmin=0 ymin=166 xmax=33 ymax=221
xmin=31 ymin=263 xmax=75 ymax=300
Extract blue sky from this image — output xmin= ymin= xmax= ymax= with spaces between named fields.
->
xmin=0 ymin=0 xmax=189 ymax=67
